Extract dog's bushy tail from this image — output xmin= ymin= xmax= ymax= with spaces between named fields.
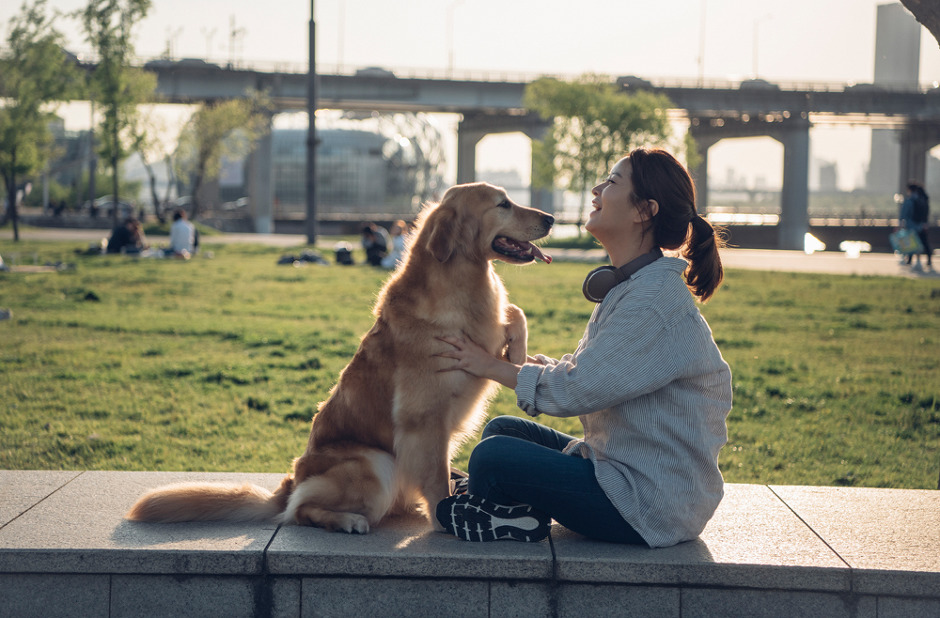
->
xmin=126 ymin=479 xmax=289 ymax=523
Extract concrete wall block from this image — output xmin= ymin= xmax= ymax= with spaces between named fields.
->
xmin=0 ymin=573 xmax=109 ymax=618
xmin=301 ymin=577 xmax=489 ymax=617
xmin=490 ymin=580 xmax=554 ymax=617
xmin=556 ymin=583 xmax=681 ymax=618
xmin=680 ymin=588 xmax=877 ymax=618
xmin=110 ymin=574 xmax=259 ymax=618
xmin=877 ymin=595 xmax=940 ymax=618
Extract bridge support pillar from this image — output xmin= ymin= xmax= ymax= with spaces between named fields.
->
xmin=525 ymin=122 xmax=553 ymax=213
xmin=778 ymin=117 xmax=811 ymax=251
xmin=689 ymin=114 xmax=810 ymax=250
xmin=687 ymin=131 xmax=721 ymax=213
xmin=456 ymin=125 xmax=484 ymax=185
xmin=248 ymin=116 xmax=275 ymax=234
xmin=899 ymin=121 xmax=940 ymax=190
xmin=456 ymin=112 xmax=553 ymax=211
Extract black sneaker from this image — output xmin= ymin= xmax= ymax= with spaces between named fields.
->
xmin=436 ymin=494 xmax=551 ymax=542
xmin=449 ymin=469 xmax=469 ymax=495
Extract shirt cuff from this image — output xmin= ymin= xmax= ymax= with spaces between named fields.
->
xmin=515 ymin=363 xmax=543 ymax=416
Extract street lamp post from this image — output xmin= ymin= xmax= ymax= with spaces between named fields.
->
xmin=446 ymin=0 xmax=465 ymax=76
xmin=752 ymin=14 xmax=772 ymax=78
xmin=306 ymin=0 xmax=318 ymax=244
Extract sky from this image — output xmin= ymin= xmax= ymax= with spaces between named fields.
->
xmin=2 ymin=0 xmax=939 ymax=191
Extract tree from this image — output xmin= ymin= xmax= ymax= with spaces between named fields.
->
xmin=129 ymin=106 xmax=177 ymax=222
xmin=524 ymin=75 xmax=675 ymax=228
xmin=174 ymin=92 xmax=272 ymax=220
xmin=78 ymin=0 xmax=154 ymax=227
xmin=0 ymin=0 xmax=81 ymax=241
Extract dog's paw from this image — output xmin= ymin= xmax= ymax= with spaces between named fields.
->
xmin=504 ymin=304 xmax=528 ymax=364
xmin=338 ymin=514 xmax=370 ymax=534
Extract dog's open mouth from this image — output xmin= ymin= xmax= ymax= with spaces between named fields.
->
xmin=492 ymin=236 xmax=552 ymax=264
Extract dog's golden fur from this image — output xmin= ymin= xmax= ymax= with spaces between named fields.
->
xmin=127 ymin=182 xmax=553 ymax=533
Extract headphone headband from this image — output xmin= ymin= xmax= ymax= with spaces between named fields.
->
xmin=582 ymin=250 xmax=663 ymax=303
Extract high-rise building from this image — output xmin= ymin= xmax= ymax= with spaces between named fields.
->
xmin=867 ymin=3 xmax=922 ymax=193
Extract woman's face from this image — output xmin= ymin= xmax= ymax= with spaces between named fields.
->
xmin=585 ymin=157 xmax=641 ymax=244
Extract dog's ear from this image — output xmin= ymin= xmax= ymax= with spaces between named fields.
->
xmin=425 ymin=206 xmax=458 ymax=262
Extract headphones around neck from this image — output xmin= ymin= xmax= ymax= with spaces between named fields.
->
xmin=582 ymin=249 xmax=664 ymax=303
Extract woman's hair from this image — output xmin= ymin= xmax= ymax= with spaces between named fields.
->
xmin=627 ymin=148 xmax=725 ymax=302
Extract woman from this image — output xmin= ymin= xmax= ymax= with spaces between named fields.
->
xmin=435 ymin=148 xmax=732 ymax=548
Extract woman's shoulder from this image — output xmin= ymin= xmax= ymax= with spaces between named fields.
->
xmin=604 ymin=257 xmax=695 ymax=319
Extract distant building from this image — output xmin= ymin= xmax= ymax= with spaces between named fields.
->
xmin=196 ymin=113 xmax=446 ymax=221
xmin=867 ymin=2 xmax=922 ymax=193
xmin=265 ymin=114 xmax=446 ymax=219
xmin=818 ymin=160 xmax=839 ymax=193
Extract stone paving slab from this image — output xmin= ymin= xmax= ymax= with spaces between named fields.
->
xmin=551 ymin=484 xmax=850 ymax=592
xmin=0 ymin=470 xmax=81 ymax=527
xmin=267 ymin=510 xmax=553 ymax=581
xmin=770 ymin=485 xmax=940 ymax=598
xmin=0 ymin=471 xmax=283 ymax=575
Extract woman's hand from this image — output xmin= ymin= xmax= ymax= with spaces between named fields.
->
xmin=436 ymin=335 xmax=521 ymax=389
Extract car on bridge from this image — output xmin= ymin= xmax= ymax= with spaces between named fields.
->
xmin=617 ymin=75 xmax=654 ymax=90
xmin=144 ymin=58 xmax=220 ymax=71
xmin=739 ymin=78 xmax=780 ymax=91
xmin=355 ymin=67 xmax=396 ymax=78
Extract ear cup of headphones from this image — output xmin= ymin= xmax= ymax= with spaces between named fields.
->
xmin=582 ymin=250 xmax=664 ymax=303
xmin=582 ymin=266 xmax=624 ymax=303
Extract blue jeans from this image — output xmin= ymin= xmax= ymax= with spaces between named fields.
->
xmin=467 ymin=416 xmax=647 ymax=545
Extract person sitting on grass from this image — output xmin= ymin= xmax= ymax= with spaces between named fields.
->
xmin=166 ymin=208 xmax=196 ymax=259
xmin=435 ymin=148 xmax=733 ymax=547
xmin=106 ymin=217 xmax=147 ymax=255
xmin=361 ymin=222 xmax=390 ymax=267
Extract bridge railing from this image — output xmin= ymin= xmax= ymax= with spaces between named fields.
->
xmin=59 ymin=48 xmax=940 ymax=94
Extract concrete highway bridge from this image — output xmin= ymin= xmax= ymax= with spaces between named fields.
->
xmin=134 ymin=60 xmax=940 ymax=248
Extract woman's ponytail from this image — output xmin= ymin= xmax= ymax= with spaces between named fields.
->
xmin=683 ymin=215 xmax=724 ymax=303
xmin=628 ymin=148 xmax=725 ymax=302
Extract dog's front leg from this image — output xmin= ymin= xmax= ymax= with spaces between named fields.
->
xmin=396 ymin=431 xmax=450 ymax=531
xmin=504 ymin=303 xmax=528 ymax=364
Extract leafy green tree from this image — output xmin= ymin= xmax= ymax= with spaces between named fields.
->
xmin=0 ymin=0 xmax=82 ymax=241
xmin=129 ymin=106 xmax=178 ymax=222
xmin=524 ymin=75 xmax=674 ymax=227
xmin=77 ymin=0 xmax=154 ymax=226
xmin=174 ymin=92 xmax=272 ymax=219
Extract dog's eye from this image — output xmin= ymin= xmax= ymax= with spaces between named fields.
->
xmin=497 ymin=200 xmax=511 ymax=209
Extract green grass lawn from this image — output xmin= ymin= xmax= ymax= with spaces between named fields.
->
xmin=1 ymin=238 xmax=938 ymax=489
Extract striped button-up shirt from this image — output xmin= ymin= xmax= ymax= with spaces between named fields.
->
xmin=515 ymin=257 xmax=732 ymax=547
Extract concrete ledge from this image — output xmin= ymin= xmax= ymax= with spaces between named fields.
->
xmin=0 ymin=471 xmax=937 ymax=617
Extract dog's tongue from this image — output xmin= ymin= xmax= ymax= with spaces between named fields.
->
xmin=530 ymin=243 xmax=552 ymax=264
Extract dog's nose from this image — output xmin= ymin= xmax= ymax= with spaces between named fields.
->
xmin=543 ymin=214 xmax=555 ymax=228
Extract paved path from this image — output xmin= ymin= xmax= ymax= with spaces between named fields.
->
xmin=7 ymin=227 xmax=939 ymax=279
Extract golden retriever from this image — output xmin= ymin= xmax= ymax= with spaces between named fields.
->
xmin=126 ymin=182 xmax=553 ymax=533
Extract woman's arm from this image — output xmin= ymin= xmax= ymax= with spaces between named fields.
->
xmin=436 ymin=336 xmax=522 ymax=389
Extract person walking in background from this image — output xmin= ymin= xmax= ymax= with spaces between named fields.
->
xmin=899 ymin=182 xmax=932 ymax=272
xmin=167 ymin=208 xmax=196 ymax=259
xmin=434 ymin=148 xmax=732 ymax=548
xmin=911 ymin=184 xmax=932 ymax=271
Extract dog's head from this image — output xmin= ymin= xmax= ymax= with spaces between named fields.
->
xmin=422 ymin=183 xmax=554 ymax=265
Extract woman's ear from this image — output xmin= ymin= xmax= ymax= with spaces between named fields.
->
xmin=634 ymin=199 xmax=659 ymax=223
